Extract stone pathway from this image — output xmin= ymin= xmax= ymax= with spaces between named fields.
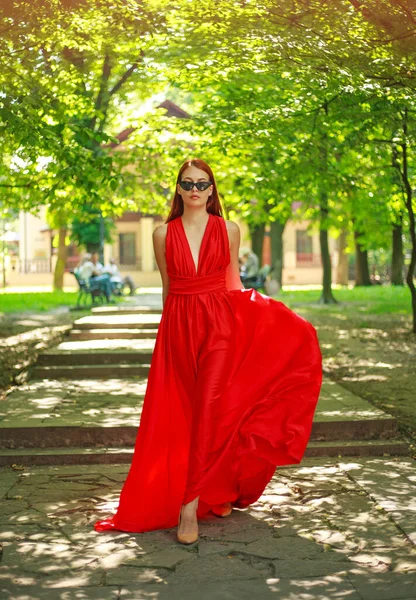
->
xmin=1 ymin=457 xmax=416 ymax=599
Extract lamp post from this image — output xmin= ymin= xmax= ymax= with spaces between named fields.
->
xmin=99 ymin=211 xmax=105 ymax=264
xmin=1 ymin=218 xmax=6 ymax=288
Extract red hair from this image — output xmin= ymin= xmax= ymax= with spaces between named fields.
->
xmin=165 ymin=159 xmax=224 ymax=223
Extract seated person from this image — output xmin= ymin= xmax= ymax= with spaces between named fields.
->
xmin=91 ymin=252 xmax=104 ymax=274
xmin=239 ymin=247 xmax=260 ymax=283
xmin=76 ymin=253 xmax=113 ymax=302
xmin=103 ymin=258 xmax=136 ymax=295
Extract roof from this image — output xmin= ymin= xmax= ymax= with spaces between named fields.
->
xmin=107 ymin=100 xmax=191 ymax=148
xmin=157 ymin=99 xmax=191 ymax=119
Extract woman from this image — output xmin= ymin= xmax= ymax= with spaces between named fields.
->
xmin=94 ymin=159 xmax=322 ymax=544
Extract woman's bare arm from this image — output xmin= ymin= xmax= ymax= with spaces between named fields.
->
xmin=152 ymin=224 xmax=169 ymax=306
xmin=225 ymin=220 xmax=244 ymax=291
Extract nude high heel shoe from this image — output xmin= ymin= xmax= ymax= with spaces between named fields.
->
xmin=177 ymin=505 xmax=199 ymax=545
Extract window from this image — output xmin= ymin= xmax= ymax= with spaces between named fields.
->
xmin=296 ymin=230 xmax=313 ymax=264
xmin=119 ymin=233 xmax=136 ymax=265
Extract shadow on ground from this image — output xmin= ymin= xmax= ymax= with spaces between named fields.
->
xmin=1 ymin=458 xmax=416 ymax=599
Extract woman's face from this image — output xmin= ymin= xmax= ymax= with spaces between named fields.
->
xmin=177 ymin=165 xmax=213 ymax=210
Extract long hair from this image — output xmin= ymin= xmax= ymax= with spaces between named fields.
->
xmin=165 ymin=159 xmax=224 ymax=223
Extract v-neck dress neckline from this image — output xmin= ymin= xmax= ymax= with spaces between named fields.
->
xmin=179 ymin=213 xmax=212 ymax=276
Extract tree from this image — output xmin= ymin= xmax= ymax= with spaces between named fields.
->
xmin=1 ymin=0 xmax=175 ymax=287
xmin=71 ymin=212 xmax=115 ymax=254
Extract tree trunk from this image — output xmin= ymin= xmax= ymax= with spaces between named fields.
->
xmin=354 ymin=231 xmax=371 ymax=286
xmin=270 ymin=220 xmax=285 ymax=290
xmin=318 ymin=102 xmax=337 ymax=304
xmin=400 ymin=108 xmax=416 ymax=333
xmin=53 ymin=227 xmax=67 ymax=291
xmin=319 ymin=191 xmax=337 ymax=303
xmin=249 ymin=222 xmax=265 ymax=264
xmin=391 ymin=219 xmax=404 ymax=286
xmin=336 ymin=230 xmax=349 ymax=285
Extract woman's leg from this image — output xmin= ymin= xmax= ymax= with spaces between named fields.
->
xmin=178 ymin=495 xmax=199 ymax=535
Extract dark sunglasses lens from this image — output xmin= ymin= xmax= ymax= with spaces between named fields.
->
xmin=180 ymin=181 xmax=211 ymax=191
xmin=179 ymin=181 xmax=193 ymax=191
xmin=197 ymin=181 xmax=211 ymax=191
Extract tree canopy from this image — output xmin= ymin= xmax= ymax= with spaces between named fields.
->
xmin=1 ymin=0 xmax=416 ymax=327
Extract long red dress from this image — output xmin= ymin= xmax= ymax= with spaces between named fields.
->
xmin=94 ymin=213 xmax=322 ymax=533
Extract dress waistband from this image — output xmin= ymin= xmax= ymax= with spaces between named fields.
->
xmin=168 ymin=271 xmax=226 ymax=295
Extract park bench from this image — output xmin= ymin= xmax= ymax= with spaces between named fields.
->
xmin=70 ymin=269 xmax=108 ymax=308
xmin=242 ymin=265 xmax=270 ymax=292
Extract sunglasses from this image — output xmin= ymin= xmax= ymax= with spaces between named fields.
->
xmin=179 ymin=180 xmax=212 ymax=192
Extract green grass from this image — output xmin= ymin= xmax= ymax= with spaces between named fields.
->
xmin=0 ymin=290 xmax=79 ymax=314
xmin=0 ymin=284 xmax=412 ymax=317
xmin=279 ymin=284 xmax=412 ymax=315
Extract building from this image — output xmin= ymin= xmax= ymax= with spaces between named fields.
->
xmin=10 ymin=206 xmax=339 ymax=288
xmin=9 ymin=99 xmax=340 ymax=288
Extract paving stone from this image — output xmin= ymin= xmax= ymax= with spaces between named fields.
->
xmin=10 ymin=483 xmax=96 ymax=501
xmin=198 ymin=540 xmax=248 ymax=557
xmin=119 ymin=575 xmax=362 ymax=600
xmin=273 ymin=524 xmax=306 ymax=537
xmin=0 ymin=471 xmax=22 ymax=497
xmin=390 ymin=553 xmax=416 ymax=573
xmin=1 ymin=541 xmax=101 ymax=574
xmin=0 ymin=499 xmax=30 ymax=517
xmin=60 ymin=527 xmax=133 ymax=545
xmin=347 ymin=571 xmax=416 ymax=599
xmin=198 ymin=509 xmax=271 ymax=543
xmin=303 ymin=528 xmax=359 ymax=552
xmin=83 ymin=542 xmax=193 ymax=570
xmin=244 ymin=535 xmax=324 ymax=559
xmin=1 ymin=586 xmax=119 ymax=599
xmin=272 ymin=558 xmax=356 ymax=578
xmin=339 ymin=459 xmax=416 ymax=545
xmin=200 ymin=524 xmax=267 ymax=543
xmin=0 ymin=524 xmax=51 ymax=541
xmin=119 ymin=583 xmax=176 ymax=600
xmin=170 ymin=554 xmax=262 ymax=584
xmin=0 ymin=564 xmax=104 ymax=588
xmin=300 ymin=491 xmax=373 ymax=513
xmin=18 ymin=474 xmax=52 ymax=486
xmin=134 ymin=547 xmax=195 ymax=569
xmin=0 ymin=507 xmax=51 ymax=527
xmin=326 ymin=508 xmax=407 ymax=549
xmin=104 ymin=565 xmax=171 ymax=585
xmin=0 ymin=568 xmax=39 ymax=586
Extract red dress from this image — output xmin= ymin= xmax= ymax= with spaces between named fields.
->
xmin=94 ymin=213 xmax=322 ymax=533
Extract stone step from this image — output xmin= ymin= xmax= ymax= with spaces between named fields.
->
xmin=31 ymin=364 xmax=150 ymax=379
xmin=305 ymin=439 xmax=410 ymax=457
xmin=56 ymin=339 xmax=156 ymax=352
xmin=0 ymin=426 xmax=138 ymax=448
xmin=69 ymin=329 xmax=158 ymax=340
xmin=91 ymin=306 xmax=162 ymax=315
xmin=74 ymin=315 xmax=161 ymax=330
xmin=0 ymin=447 xmax=133 ymax=466
xmin=0 ymin=439 xmax=409 ymax=466
xmin=0 ymin=418 xmax=403 ymax=449
xmin=37 ymin=350 xmax=153 ymax=366
xmin=75 ymin=321 xmax=160 ymax=330
xmin=312 ymin=417 xmax=400 ymax=441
